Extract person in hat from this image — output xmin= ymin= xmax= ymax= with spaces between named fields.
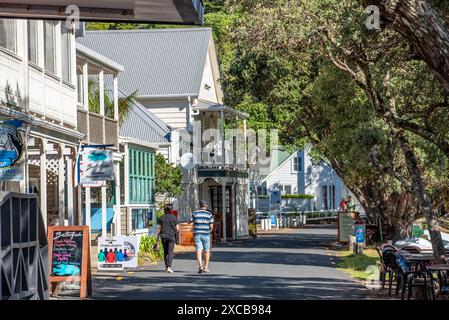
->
xmin=192 ymin=200 xmax=214 ymax=273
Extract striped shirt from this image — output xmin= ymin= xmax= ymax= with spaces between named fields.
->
xmin=192 ymin=210 xmax=214 ymax=235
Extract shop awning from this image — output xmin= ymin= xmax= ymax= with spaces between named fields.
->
xmin=0 ymin=0 xmax=204 ymax=25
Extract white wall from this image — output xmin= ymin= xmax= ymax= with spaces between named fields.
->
xmin=198 ymin=51 xmax=219 ymax=103
xmin=139 ymin=97 xmax=190 ymax=130
xmin=265 ymin=154 xmax=299 ymax=195
xmin=260 ymin=147 xmax=363 ymax=213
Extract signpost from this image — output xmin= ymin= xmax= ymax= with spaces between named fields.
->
xmin=48 ymin=226 xmax=92 ymax=298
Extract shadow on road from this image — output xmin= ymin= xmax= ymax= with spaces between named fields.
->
xmin=92 ymin=275 xmax=366 ymax=300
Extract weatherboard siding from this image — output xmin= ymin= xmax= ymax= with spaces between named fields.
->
xmin=138 ymin=98 xmax=190 ymax=130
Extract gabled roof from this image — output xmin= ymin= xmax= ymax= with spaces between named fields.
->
xmin=261 ymin=149 xmax=297 ymax=184
xmin=119 ymin=89 xmax=171 ymax=145
xmin=77 ymin=28 xmax=213 ymax=98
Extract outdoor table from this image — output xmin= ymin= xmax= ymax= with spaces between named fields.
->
xmin=426 ymin=264 xmax=449 ymax=272
xmin=400 ymin=252 xmax=436 ymax=271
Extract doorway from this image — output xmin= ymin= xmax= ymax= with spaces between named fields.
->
xmin=210 ymin=186 xmax=233 ymax=239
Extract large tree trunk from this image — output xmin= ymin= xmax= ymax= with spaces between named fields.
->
xmin=360 ymin=0 xmax=449 ymax=93
xmin=331 ymin=159 xmax=414 ymax=241
xmin=396 ymin=131 xmax=447 ymax=263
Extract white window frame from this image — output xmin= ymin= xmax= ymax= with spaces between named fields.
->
xmin=44 ymin=21 xmax=57 ymax=76
xmin=60 ymin=23 xmax=72 ymax=84
xmin=292 ymin=156 xmax=302 ymax=173
xmin=0 ymin=18 xmax=17 ymax=54
xmin=27 ymin=20 xmax=39 ymax=64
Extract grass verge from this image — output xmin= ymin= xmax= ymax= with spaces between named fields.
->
xmin=336 ymin=249 xmax=380 ymax=281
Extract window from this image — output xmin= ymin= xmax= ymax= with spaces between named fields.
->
xmin=61 ymin=24 xmax=72 ymax=83
xmin=0 ymin=19 xmax=16 ymax=53
xmin=330 ymin=185 xmax=336 ymax=210
xmin=278 ymin=185 xmax=285 ymax=195
xmin=285 ymin=185 xmax=292 ymax=195
xmin=322 ymin=185 xmax=329 ymax=210
xmin=44 ymin=21 xmax=57 ymax=75
xmin=293 ymin=156 xmax=302 ymax=172
xmin=131 ymin=208 xmax=151 ymax=230
xmin=129 ymin=148 xmax=155 ymax=204
xmin=27 ymin=20 xmax=38 ymax=64
xmin=77 ymin=74 xmax=84 ymax=104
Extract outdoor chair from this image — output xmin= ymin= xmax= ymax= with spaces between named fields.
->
xmin=381 ymin=248 xmax=399 ymax=295
xmin=435 ymin=270 xmax=449 ymax=300
xmin=384 ymin=252 xmax=436 ymax=300
xmin=376 ymin=246 xmax=391 ymax=290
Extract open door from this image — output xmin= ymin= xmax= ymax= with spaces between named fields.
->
xmin=210 ymin=186 xmax=233 ymax=240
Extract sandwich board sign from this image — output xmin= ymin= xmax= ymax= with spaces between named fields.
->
xmin=48 ymin=226 xmax=92 ymax=298
xmin=338 ymin=212 xmax=356 ymax=243
xmin=98 ymin=236 xmax=139 ymax=271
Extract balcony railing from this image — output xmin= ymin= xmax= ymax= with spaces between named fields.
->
xmin=77 ymin=107 xmax=118 ymax=148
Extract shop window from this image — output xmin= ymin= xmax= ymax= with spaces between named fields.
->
xmin=131 ymin=208 xmax=152 ymax=230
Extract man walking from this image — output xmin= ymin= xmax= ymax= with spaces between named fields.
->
xmin=192 ymin=200 xmax=214 ymax=273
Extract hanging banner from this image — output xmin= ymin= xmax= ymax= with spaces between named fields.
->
xmin=80 ymin=148 xmax=114 ymax=184
xmin=0 ymin=119 xmax=24 ymax=181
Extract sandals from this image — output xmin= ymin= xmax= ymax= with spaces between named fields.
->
xmin=198 ymin=267 xmax=204 ymax=274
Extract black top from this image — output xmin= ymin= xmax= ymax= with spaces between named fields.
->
xmin=159 ymin=214 xmax=178 ymax=240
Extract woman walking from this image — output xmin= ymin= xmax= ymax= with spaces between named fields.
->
xmin=157 ymin=204 xmax=179 ymax=273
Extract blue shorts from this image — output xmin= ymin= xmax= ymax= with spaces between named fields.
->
xmin=194 ymin=233 xmax=211 ymax=252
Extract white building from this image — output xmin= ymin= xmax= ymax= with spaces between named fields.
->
xmin=258 ymin=146 xmax=362 ymax=213
xmin=78 ymin=28 xmax=250 ymax=240
xmin=0 ymin=18 xmax=84 ymax=227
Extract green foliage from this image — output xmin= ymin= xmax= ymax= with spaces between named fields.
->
xmin=156 ymin=210 xmax=165 ymax=224
xmin=248 ymin=223 xmax=257 ymax=237
xmin=87 ymin=78 xmax=136 ymax=125
xmin=139 ymin=235 xmax=164 ymax=262
xmin=155 ymin=153 xmax=182 ymax=203
xmin=336 ymin=249 xmax=380 ymax=281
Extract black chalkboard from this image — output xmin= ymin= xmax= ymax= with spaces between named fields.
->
xmin=50 ymin=229 xmax=84 ymax=277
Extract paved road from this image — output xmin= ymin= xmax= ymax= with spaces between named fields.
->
xmin=90 ymin=225 xmax=368 ymax=300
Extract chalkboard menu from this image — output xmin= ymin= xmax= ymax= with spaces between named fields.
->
xmin=338 ymin=212 xmax=355 ymax=243
xmin=48 ymin=226 xmax=92 ymax=298
xmin=51 ymin=230 xmax=84 ymax=277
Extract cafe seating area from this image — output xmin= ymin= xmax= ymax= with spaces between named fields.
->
xmin=376 ymin=241 xmax=449 ymax=300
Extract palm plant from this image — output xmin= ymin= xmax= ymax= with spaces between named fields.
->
xmin=88 ymin=78 xmax=137 ymax=125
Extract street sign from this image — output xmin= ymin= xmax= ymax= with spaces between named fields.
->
xmin=354 ymin=224 xmax=366 ymax=244
xmin=80 ymin=148 xmax=114 ymax=184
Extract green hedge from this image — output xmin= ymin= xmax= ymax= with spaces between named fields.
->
xmin=281 ymin=194 xmax=314 ymax=199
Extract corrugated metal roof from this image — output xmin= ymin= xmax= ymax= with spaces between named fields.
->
xmin=77 ymin=28 xmax=212 ymax=98
xmin=119 ymin=89 xmax=171 ymax=145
